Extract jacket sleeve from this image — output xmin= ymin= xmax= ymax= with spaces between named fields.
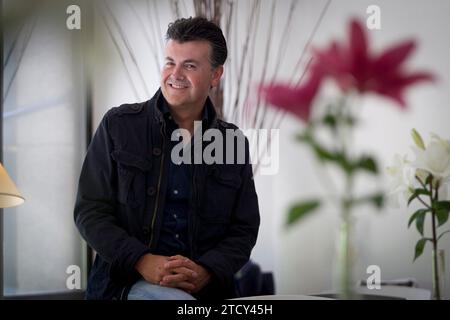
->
xmin=74 ymin=110 xmax=150 ymax=281
xmin=196 ymin=137 xmax=260 ymax=291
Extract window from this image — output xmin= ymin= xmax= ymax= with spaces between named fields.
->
xmin=2 ymin=1 xmax=87 ymax=297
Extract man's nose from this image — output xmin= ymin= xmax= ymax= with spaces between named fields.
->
xmin=172 ymin=65 xmax=185 ymax=79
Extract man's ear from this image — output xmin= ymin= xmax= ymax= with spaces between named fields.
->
xmin=211 ymin=65 xmax=224 ymax=88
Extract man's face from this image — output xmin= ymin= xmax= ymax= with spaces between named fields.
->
xmin=161 ymin=39 xmax=223 ymax=111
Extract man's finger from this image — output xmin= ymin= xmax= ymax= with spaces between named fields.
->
xmin=160 ymin=273 xmax=188 ymax=285
xmin=167 ymin=255 xmax=185 ymax=261
xmin=164 ymin=258 xmax=196 ymax=270
xmin=169 ymin=267 xmax=198 ymax=279
xmin=162 ymin=267 xmax=198 ymax=281
xmin=161 ymin=280 xmax=196 ymax=292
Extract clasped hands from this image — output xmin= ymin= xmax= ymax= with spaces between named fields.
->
xmin=135 ymin=254 xmax=211 ymax=293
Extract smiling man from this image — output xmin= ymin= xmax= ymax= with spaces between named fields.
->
xmin=161 ymin=40 xmax=222 ymax=128
xmin=74 ymin=17 xmax=260 ymax=300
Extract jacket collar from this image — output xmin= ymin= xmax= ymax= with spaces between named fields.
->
xmin=151 ymin=88 xmax=218 ymax=129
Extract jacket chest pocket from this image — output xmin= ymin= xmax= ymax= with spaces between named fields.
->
xmin=111 ymin=150 xmax=152 ymax=208
xmin=201 ymin=167 xmax=242 ymax=222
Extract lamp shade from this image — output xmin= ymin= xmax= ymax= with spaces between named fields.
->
xmin=0 ymin=162 xmax=25 ymax=208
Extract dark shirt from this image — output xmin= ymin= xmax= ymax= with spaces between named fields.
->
xmin=154 ymin=101 xmax=208 ymax=257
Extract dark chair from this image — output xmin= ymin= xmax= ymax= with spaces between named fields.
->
xmin=234 ymin=260 xmax=275 ymax=298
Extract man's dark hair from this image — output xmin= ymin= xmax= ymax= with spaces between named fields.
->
xmin=166 ymin=17 xmax=227 ymax=68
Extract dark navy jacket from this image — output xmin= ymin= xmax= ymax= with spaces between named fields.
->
xmin=74 ymin=89 xmax=260 ymax=300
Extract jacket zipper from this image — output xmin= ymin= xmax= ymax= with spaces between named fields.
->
xmin=148 ymin=121 xmax=166 ymax=248
xmin=188 ymin=164 xmax=196 ymax=258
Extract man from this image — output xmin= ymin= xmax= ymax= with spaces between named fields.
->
xmin=74 ymin=17 xmax=260 ymax=300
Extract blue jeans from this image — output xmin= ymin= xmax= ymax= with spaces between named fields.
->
xmin=127 ymin=279 xmax=196 ymax=300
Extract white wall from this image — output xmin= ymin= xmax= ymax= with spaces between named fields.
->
xmin=91 ymin=0 xmax=450 ymax=298
xmin=250 ymin=0 xmax=450 ymax=298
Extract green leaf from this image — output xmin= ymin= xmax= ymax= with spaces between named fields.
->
xmin=414 ymin=238 xmax=429 ymax=262
xmin=296 ymin=132 xmax=311 ymax=143
xmin=342 ymin=115 xmax=356 ymax=126
xmin=408 ymin=209 xmax=429 ymax=235
xmin=369 ymin=193 xmax=384 ymax=209
xmin=322 ymin=114 xmax=337 ymax=129
xmin=436 ymin=210 xmax=449 ymax=227
xmin=435 ymin=201 xmax=450 ymax=211
xmin=407 ymin=209 xmax=427 ymax=228
xmin=415 ymin=212 xmax=426 ymax=236
xmin=298 ymin=134 xmax=355 ymax=174
xmin=352 ymin=156 xmax=378 ymax=174
xmin=433 ymin=201 xmax=450 ymax=227
xmin=312 ymin=144 xmax=340 ymax=162
xmin=286 ymin=200 xmax=320 ymax=227
xmin=356 ymin=192 xmax=384 ymax=209
xmin=407 ymin=188 xmax=430 ymax=206
xmin=296 ymin=129 xmax=316 ymax=144
xmin=296 ymin=133 xmax=353 ymax=174
xmin=335 ymin=154 xmax=352 ymax=174
xmin=438 ymin=230 xmax=450 ymax=241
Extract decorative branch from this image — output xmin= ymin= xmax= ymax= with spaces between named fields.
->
xmin=229 ymin=0 xmax=260 ymax=122
xmin=98 ymin=3 xmax=140 ymax=100
xmin=170 ymin=0 xmax=181 ymax=19
xmin=257 ymin=0 xmax=299 ymax=130
xmin=149 ymin=0 xmax=166 ymax=59
xmin=239 ymin=0 xmax=261 ymax=126
xmin=289 ymin=0 xmax=332 ymax=85
xmin=3 ymin=13 xmax=37 ymax=104
xmin=249 ymin=0 xmax=276 ymax=129
xmin=103 ymin=1 xmax=150 ymax=98
xmin=126 ymin=0 xmax=161 ymax=74
xmin=3 ymin=18 xmax=25 ymax=69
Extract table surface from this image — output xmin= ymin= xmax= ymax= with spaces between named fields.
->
xmin=233 ymin=285 xmax=432 ymax=300
xmin=232 ymin=294 xmax=334 ymax=300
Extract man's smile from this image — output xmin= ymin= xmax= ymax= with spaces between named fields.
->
xmin=167 ymin=80 xmax=190 ymax=89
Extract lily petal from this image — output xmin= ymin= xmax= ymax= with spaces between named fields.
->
xmin=349 ymin=19 xmax=369 ymax=84
xmin=260 ymin=71 xmax=322 ymax=122
xmin=349 ymin=19 xmax=368 ymax=63
xmin=373 ymin=40 xmax=417 ymax=72
xmin=396 ymin=71 xmax=436 ymax=87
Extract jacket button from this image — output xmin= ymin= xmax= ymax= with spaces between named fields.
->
xmin=147 ymin=187 xmax=156 ymax=196
xmin=152 ymin=147 xmax=162 ymax=156
xmin=142 ymin=227 xmax=150 ymax=235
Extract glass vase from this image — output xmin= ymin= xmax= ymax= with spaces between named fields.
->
xmin=432 ymin=249 xmax=445 ymax=300
xmin=333 ymin=212 xmax=357 ymax=299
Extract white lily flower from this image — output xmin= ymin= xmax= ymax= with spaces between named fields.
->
xmin=430 ymin=134 xmax=450 ymax=188
xmin=411 ymin=133 xmax=450 ymax=182
xmin=430 ymin=132 xmax=450 ymax=153
xmin=386 ymin=154 xmax=416 ymax=205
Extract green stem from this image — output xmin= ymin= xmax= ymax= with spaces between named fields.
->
xmin=416 ymin=195 xmax=432 ymax=210
xmin=337 ymin=92 xmax=355 ymax=299
xmin=430 ymin=178 xmax=441 ymax=300
xmin=329 ymin=91 xmax=361 ymax=299
xmin=337 ymin=95 xmax=349 ymax=154
xmin=416 ymin=175 xmax=427 ymax=189
xmin=339 ymin=172 xmax=354 ymax=299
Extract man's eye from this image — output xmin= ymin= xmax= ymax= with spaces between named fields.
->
xmin=165 ymin=62 xmax=175 ymax=67
xmin=185 ymin=64 xmax=196 ymax=70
